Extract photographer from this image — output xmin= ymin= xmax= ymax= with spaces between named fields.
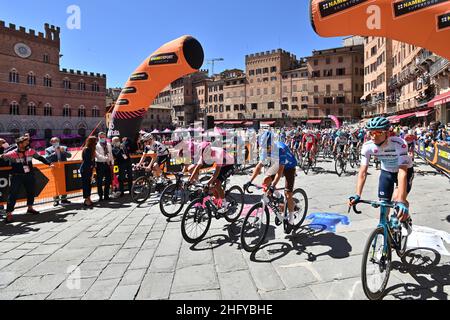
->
xmin=112 ymin=137 xmax=133 ymax=197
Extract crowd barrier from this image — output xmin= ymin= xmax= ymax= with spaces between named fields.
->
xmin=415 ymin=141 xmax=450 ymax=176
xmin=0 ymin=144 xmax=257 ymax=208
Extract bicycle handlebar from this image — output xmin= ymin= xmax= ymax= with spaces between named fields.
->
xmin=348 ymin=199 xmax=397 ymax=215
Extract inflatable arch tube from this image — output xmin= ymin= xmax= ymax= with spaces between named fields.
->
xmin=108 ymin=36 xmax=204 ymax=140
xmin=310 ymin=0 xmax=450 ymax=60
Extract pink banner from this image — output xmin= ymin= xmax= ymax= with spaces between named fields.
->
xmin=328 ymin=115 xmax=341 ymax=129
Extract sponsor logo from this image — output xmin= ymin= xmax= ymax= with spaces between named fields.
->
xmin=393 ymin=0 xmax=447 ymax=18
xmin=149 ymin=52 xmax=179 ymax=65
xmin=319 ymin=0 xmax=369 ymax=18
xmin=438 ymin=12 xmax=450 ymax=30
xmin=374 ymin=149 xmax=379 ymax=153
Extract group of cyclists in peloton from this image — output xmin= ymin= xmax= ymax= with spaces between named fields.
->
xmin=133 ymin=115 xmax=414 ymax=241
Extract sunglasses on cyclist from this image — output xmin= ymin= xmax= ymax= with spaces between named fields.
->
xmin=369 ymin=131 xmax=386 ymax=137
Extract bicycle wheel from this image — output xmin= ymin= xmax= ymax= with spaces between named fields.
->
xmin=335 ymin=158 xmax=343 ymax=177
xmin=159 ymin=184 xmax=186 ymax=218
xmin=131 ymin=176 xmax=152 ymax=204
xmin=286 ymin=188 xmax=308 ymax=229
xmin=240 ymin=203 xmax=270 ymax=252
xmin=342 ymin=158 xmax=348 ymax=173
xmin=224 ymin=186 xmax=245 ymax=223
xmin=181 ymin=199 xmax=212 ymax=244
xmin=361 ymin=227 xmax=392 ymax=300
xmin=349 ymin=153 xmax=355 ymax=169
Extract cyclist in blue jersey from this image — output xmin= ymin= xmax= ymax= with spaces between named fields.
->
xmin=245 ymin=131 xmax=298 ymax=225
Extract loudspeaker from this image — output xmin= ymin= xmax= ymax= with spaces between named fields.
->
xmin=253 ymin=120 xmax=260 ymax=131
xmin=205 ymin=116 xmax=215 ymax=130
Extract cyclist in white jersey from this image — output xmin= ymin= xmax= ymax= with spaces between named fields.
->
xmin=333 ymin=131 xmax=349 ymax=155
xmin=349 ymin=117 xmax=414 ymax=223
xmin=138 ymin=134 xmax=170 ymax=179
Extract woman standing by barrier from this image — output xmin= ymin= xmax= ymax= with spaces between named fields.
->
xmin=80 ymin=136 xmax=97 ymax=207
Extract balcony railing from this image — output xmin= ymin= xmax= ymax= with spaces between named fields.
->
xmin=430 ymin=58 xmax=450 ymax=77
xmin=415 ymin=50 xmax=437 ymax=67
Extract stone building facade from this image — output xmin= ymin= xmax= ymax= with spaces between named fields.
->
xmin=0 ymin=21 xmax=107 ymax=142
xmin=306 ymin=45 xmax=365 ymax=123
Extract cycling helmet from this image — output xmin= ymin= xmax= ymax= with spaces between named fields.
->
xmin=366 ymin=117 xmax=391 ymax=131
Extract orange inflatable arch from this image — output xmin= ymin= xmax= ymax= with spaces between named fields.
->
xmin=310 ymin=0 xmax=450 ymax=60
xmin=107 ymin=36 xmax=204 ymax=140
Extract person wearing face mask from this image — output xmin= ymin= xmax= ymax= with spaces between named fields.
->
xmin=45 ymin=137 xmax=72 ymax=206
xmin=0 ymin=136 xmax=54 ymax=224
xmin=111 ymin=137 xmax=133 ymax=197
xmin=95 ymin=132 xmax=113 ymax=201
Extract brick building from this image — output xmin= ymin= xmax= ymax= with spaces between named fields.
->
xmin=0 ymin=21 xmax=107 ymax=143
xmin=306 ymin=44 xmax=365 ymax=124
xmin=362 ymin=37 xmax=392 ymax=117
xmin=245 ymin=49 xmax=300 ymax=124
xmin=363 ymin=36 xmax=450 ymax=126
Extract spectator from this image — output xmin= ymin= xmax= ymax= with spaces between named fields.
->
xmin=0 ymin=136 xmax=53 ymax=224
xmin=95 ymin=132 xmax=113 ymax=201
xmin=80 ymin=136 xmax=97 ymax=207
xmin=45 ymin=137 xmax=72 ymax=206
xmin=112 ymin=137 xmax=133 ymax=197
xmin=0 ymin=139 xmax=10 ymax=167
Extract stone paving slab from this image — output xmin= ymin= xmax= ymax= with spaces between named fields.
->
xmin=0 ymin=159 xmax=449 ymax=300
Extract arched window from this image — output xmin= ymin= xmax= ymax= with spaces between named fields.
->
xmin=10 ymin=101 xmax=19 ymax=115
xmin=9 ymin=69 xmax=19 ymax=83
xmin=92 ymin=82 xmax=100 ymax=92
xmin=27 ymin=72 xmax=36 ymax=85
xmin=63 ymin=128 xmax=72 ymax=135
xmin=92 ymin=106 xmax=100 ymax=117
xmin=44 ymin=103 xmax=52 ymax=116
xmin=44 ymin=75 xmax=52 ymax=87
xmin=78 ymin=105 xmax=86 ymax=118
xmin=63 ymin=78 xmax=71 ymax=90
xmin=63 ymin=104 xmax=71 ymax=117
xmin=27 ymin=102 xmax=36 ymax=116
xmin=78 ymin=80 xmax=86 ymax=91
xmin=78 ymin=128 xmax=86 ymax=137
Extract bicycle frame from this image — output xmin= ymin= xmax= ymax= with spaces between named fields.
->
xmin=248 ymin=185 xmax=286 ymax=227
xmin=351 ymin=200 xmax=400 ymax=257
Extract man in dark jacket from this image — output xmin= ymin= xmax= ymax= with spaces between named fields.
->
xmin=0 ymin=136 xmax=54 ymax=223
xmin=45 ymin=137 xmax=72 ymax=206
xmin=112 ymin=137 xmax=133 ymax=197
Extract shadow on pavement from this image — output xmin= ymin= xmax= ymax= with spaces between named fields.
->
xmin=250 ymin=224 xmax=352 ymax=263
xmin=190 ymin=220 xmax=243 ymax=251
xmin=0 ymin=211 xmax=77 ymax=237
xmin=383 ymin=248 xmax=450 ymax=300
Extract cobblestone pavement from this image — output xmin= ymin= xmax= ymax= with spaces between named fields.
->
xmin=0 ymin=158 xmax=449 ymax=300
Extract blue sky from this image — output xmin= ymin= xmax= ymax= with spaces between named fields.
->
xmin=1 ymin=0 xmax=345 ymax=87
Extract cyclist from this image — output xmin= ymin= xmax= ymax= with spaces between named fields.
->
xmin=138 ymin=134 xmax=170 ymax=181
xmin=403 ymin=130 xmax=417 ymax=161
xmin=245 ymin=131 xmax=298 ymax=227
xmin=188 ymin=142 xmax=235 ymax=212
xmin=333 ymin=131 xmax=349 ymax=157
xmin=348 ymin=117 xmax=414 ymax=225
xmin=301 ymin=130 xmax=317 ymax=162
